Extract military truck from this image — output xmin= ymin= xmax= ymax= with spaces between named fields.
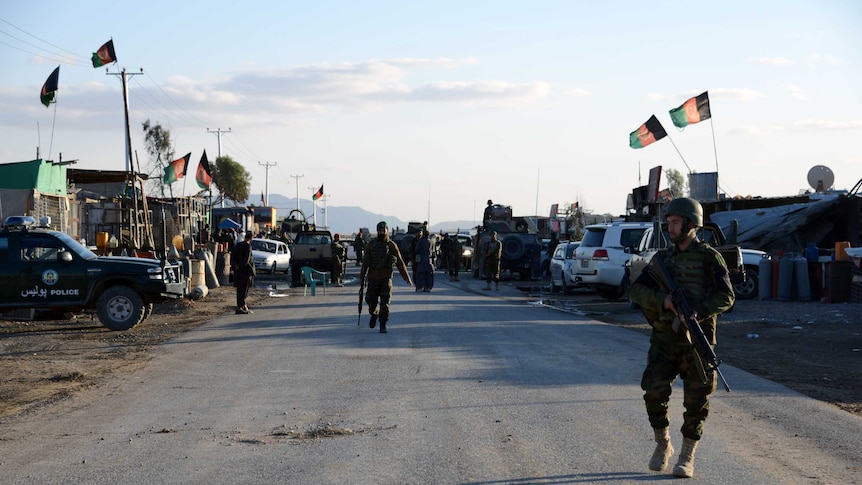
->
xmin=0 ymin=216 xmax=186 ymax=330
xmin=472 ymin=204 xmax=542 ymax=280
xmin=289 ymin=229 xmax=334 ymax=286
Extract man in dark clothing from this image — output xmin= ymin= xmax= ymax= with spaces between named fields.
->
xmin=231 ymin=230 xmax=255 ymax=314
xmin=414 ymin=229 xmax=434 ymax=292
xmin=354 ymin=230 xmax=365 ymax=266
xmin=359 ymin=221 xmax=413 ymax=333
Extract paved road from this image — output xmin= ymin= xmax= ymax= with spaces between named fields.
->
xmin=1 ymin=268 xmax=860 ymax=484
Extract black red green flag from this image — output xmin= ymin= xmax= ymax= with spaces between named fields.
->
xmin=40 ymin=66 xmax=60 ymax=107
xmin=669 ymin=91 xmax=711 ymax=128
xmin=91 ymin=39 xmax=117 ymax=68
xmin=196 ymin=150 xmax=212 ymax=189
xmin=629 ymin=115 xmax=667 ymax=149
xmin=163 ymin=152 xmax=191 ymax=184
xmin=312 ymin=184 xmax=324 ymax=201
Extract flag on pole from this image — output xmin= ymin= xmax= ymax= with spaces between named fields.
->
xmin=629 ymin=115 xmax=667 ymax=149
xmin=163 ymin=153 xmax=190 ymax=184
xmin=196 ymin=150 xmax=212 ymax=189
xmin=91 ymin=39 xmax=117 ymax=68
xmin=40 ymin=66 xmax=60 ymax=107
xmin=312 ymin=184 xmax=324 ymax=201
xmin=669 ymin=91 xmax=711 ymax=128
xmin=261 ymin=191 xmax=266 ymax=206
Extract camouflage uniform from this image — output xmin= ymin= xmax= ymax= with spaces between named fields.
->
xmin=483 ymin=232 xmax=502 ymax=288
xmin=630 ymin=240 xmax=734 ymax=440
xmin=330 ymin=235 xmax=346 ymax=286
xmin=360 ymin=222 xmax=412 ymax=333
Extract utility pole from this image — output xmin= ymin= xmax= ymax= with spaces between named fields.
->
xmin=258 ymin=161 xmax=277 ymax=206
xmin=107 ymin=68 xmax=143 ymax=172
xmin=206 ymin=128 xmax=231 ymax=158
xmin=291 ymin=174 xmax=304 ymax=213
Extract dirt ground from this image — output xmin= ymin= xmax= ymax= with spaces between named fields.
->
xmin=1 ymin=282 xmax=860 ymax=421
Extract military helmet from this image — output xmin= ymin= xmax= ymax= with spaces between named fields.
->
xmin=376 ymin=221 xmax=388 ymax=230
xmin=665 ymin=197 xmax=703 ymax=228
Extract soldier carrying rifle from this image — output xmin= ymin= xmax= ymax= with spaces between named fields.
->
xmin=630 ymin=197 xmax=735 ymax=479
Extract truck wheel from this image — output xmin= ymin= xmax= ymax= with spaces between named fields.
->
xmin=96 ymin=286 xmax=146 ymax=331
xmin=502 ymin=238 xmax=525 ymax=260
xmin=561 ymin=272 xmax=571 ymax=295
xmin=271 ymin=262 xmax=278 ymax=274
xmin=291 ymin=265 xmax=301 ymax=286
xmin=733 ymin=266 xmax=759 ymax=300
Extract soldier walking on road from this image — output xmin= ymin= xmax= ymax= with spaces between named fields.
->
xmin=483 ymin=231 xmax=502 ymax=290
xmin=230 ymin=230 xmax=255 ymax=314
xmin=354 ymin=230 xmax=365 ymax=266
xmin=629 ymin=197 xmax=735 ymax=478
xmin=360 ymin=221 xmax=413 ymax=333
xmin=448 ymin=235 xmax=462 ymax=281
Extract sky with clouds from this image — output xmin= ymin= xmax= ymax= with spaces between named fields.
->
xmin=1 ymin=1 xmax=860 ymax=227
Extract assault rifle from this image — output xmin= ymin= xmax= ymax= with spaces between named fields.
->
xmin=648 ymin=255 xmax=731 ymax=392
xmin=357 ymin=280 xmax=365 ymax=326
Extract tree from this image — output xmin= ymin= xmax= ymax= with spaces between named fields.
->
xmin=212 ymin=155 xmax=251 ymax=205
xmin=665 ymin=168 xmax=688 ymax=199
xmin=141 ymin=120 xmax=174 ymax=197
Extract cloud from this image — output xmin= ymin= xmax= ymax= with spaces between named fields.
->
xmin=752 ymin=56 xmax=793 ymax=67
xmin=792 ymin=119 xmax=862 ymax=130
xmin=563 ymin=88 xmax=591 ymax=97
xmin=783 ymin=83 xmax=808 ymax=101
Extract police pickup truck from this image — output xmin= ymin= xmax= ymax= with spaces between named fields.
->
xmin=0 ymin=216 xmax=186 ymax=330
xmin=289 ymin=229 xmax=334 ymax=286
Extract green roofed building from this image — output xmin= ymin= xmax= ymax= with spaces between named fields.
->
xmin=0 ymin=159 xmax=72 ymax=234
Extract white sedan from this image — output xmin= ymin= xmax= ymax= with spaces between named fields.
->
xmin=549 ymin=241 xmax=580 ymax=294
xmin=251 ymin=238 xmax=291 ymax=274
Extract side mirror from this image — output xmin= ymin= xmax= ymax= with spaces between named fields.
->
xmin=60 ymin=250 xmax=73 ymax=263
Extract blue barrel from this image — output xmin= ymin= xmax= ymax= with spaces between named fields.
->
xmin=758 ymin=256 xmax=772 ymax=300
xmin=794 ymin=255 xmax=811 ymax=301
xmin=777 ymin=255 xmax=795 ymax=301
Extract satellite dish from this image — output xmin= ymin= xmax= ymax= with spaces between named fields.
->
xmin=807 ymin=165 xmax=834 ymax=192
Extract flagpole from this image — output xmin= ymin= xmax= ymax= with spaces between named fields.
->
xmin=709 ymin=118 xmax=720 ymax=188
xmin=664 ymin=132 xmax=692 ymax=175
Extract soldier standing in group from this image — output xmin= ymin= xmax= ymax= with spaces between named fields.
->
xmin=331 ymin=233 xmax=346 ymax=287
xmin=354 ymin=230 xmax=365 ymax=266
xmin=359 ymin=221 xmax=413 ymax=333
xmin=483 ymin=231 xmax=502 ymax=290
xmin=448 ymin=235 xmax=463 ymax=281
xmin=230 ymin=230 xmax=255 ymax=314
xmin=629 ymin=197 xmax=735 ymax=478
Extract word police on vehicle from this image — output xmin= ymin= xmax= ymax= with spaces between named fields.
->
xmin=0 ymin=216 xmax=186 ymax=330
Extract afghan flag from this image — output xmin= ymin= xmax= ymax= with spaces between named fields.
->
xmin=91 ymin=39 xmax=117 ymax=68
xmin=312 ymin=184 xmax=324 ymax=201
xmin=163 ymin=152 xmax=191 ymax=184
xmin=196 ymin=150 xmax=212 ymax=189
xmin=629 ymin=115 xmax=667 ymax=149
xmin=669 ymin=91 xmax=711 ymax=128
xmin=40 ymin=66 xmax=60 ymax=107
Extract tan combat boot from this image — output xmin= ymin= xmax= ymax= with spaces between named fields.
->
xmin=672 ymin=437 xmax=698 ymax=478
xmin=648 ymin=427 xmax=674 ymax=471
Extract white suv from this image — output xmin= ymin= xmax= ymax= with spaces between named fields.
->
xmin=570 ymin=222 xmax=651 ymax=300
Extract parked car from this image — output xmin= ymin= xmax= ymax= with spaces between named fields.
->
xmin=251 ymin=238 xmax=291 ymax=274
xmin=571 ymin=222 xmax=652 ymax=300
xmin=549 ymin=241 xmax=580 ymax=294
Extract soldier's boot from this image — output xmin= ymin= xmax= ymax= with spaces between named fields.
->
xmin=672 ymin=437 xmax=698 ymax=478
xmin=648 ymin=427 xmax=674 ymax=471
xmin=379 ymin=319 xmax=387 ymax=333
xmin=369 ymin=313 xmax=377 ymax=329
xmin=484 ymin=281 xmax=492 ymax=290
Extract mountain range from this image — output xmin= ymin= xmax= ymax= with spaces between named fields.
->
xmin=246 ymin=193 xmax=478 ymax=236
